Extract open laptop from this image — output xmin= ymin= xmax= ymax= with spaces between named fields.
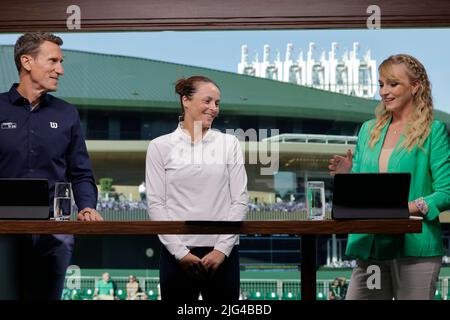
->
xmin=0 ymin=179 xmax=50 ymax=219
xmin=332 ymin=173 xmax=411 ymax=220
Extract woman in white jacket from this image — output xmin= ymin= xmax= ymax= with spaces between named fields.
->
xmin=146 ymin=76 xmax=249 ymax=302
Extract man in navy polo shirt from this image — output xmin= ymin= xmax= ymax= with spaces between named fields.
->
xmin=0 ymin=32 xmax=103 ymax=299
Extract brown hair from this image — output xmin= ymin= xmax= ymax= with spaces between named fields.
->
xmin=369 ymin=54 xmax=434 ymax=151
xmin=174 ymin=76 xmax=219 ymax=120
xmin=14 ymin=32 xmax=63 ymax=73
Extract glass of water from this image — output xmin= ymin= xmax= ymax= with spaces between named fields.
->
xmin=53 ymin=182 xmax=73 ymax=221
xmin=306 ymin=181 xmax=326 ymax=220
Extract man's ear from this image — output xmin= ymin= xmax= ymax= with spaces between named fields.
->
xmin=20 ymin=54 xmax=33 ymax=72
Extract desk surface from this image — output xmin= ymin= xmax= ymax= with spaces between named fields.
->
xmin=0 ymin=219 xmax=422 ymax=235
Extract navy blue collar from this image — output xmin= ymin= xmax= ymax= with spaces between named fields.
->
xmin=8 ymin=83 xmax=50 ymax=108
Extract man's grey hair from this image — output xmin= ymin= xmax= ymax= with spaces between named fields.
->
xmin=14 ymin=32 xmax=63 ymax=73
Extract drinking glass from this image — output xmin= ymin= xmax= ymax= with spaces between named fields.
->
xmin=306 ymin=181 xmax=326 ymax=220
xmin=53 ymin=182 xmax=73 ymax=221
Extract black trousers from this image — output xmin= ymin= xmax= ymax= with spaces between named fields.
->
xmin=159 ymin=245 xmax=240 ymax=302
xmin=0 ymin=234 xmax=73 ymax=300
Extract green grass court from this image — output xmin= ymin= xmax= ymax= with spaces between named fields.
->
xmin=63 ymin=267 xmax=450 ymax=300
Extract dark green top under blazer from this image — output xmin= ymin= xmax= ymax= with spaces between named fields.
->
xmin=345 ymin=118 xmax=450 ymax=260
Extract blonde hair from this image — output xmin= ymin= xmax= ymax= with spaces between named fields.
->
xmin=369 ymin=54 xmax=434 ymax=151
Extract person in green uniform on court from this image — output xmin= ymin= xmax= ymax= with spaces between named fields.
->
xmin=94 ymin=272 xmax=115 ymax=300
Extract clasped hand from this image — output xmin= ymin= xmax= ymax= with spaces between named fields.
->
xmin=179 ymin=249 xmax=226 ymax=281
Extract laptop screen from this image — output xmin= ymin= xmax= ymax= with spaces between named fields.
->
xmin=333 ymin=173 xmax=411 ymax=209
xmin=0 ymin=179 xmax=49 ymax=206
xmin=0 ymin=179 xmax=50 ymax=219
xmin=332 ymin=173 xmax=411 ymax=219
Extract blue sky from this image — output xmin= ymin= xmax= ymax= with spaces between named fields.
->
xmin=1 ymin=28 xmax=449 ymax=113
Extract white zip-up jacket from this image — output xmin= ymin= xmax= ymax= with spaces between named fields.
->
xmin=146 ymin=124 xmax=249 ymax=260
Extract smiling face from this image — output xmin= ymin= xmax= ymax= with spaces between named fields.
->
xmin=182 ymin=81 xmax=220 ymax=130
xmin=22 ymin=40 xmax=64 ymax=92
xmin=378 ymin=63 xmax=419 ymax=114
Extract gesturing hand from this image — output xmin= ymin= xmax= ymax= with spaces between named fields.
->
xmin=328 ymin=149 xmax=353 ymax=176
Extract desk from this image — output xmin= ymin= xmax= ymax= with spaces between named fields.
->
xmin=0 ymin=219 xmax=421 ymax=300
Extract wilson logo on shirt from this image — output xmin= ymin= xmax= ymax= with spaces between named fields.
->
xmin=50 ymin=122 xmax=58 ymax=129
xmin=1 ymin=122 xmax=17 ymax=129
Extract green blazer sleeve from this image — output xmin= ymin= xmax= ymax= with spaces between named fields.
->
xmin=351 ymin=120 xmax=372 ymax=174
xmin=423 ymin=121 xmax=450 ymax=221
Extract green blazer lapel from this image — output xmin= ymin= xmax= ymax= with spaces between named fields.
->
xmin=371 ymin=117 xmax=392 ymax=172
xmin=389 ymin=133 xmax=408 ymax=171
xmin=373 ymin=117 xmax=409 ymax=173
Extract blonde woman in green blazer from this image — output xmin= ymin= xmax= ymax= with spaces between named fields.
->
xmin=329 ymin=54 xmax=450 ymax=300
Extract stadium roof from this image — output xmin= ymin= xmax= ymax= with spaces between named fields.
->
xmin=1 ymin=45 xmax=450 ymax=124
